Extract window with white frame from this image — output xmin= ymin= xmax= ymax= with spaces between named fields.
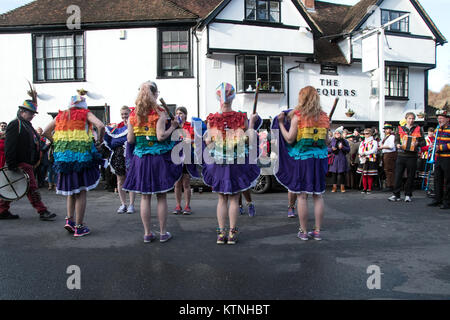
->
xmin=33 ymin=33 xmax=85 ymax=82
xmin=236 ymin=55 xmax=283 ymax=93
xmin=158 ymin=29 xmax=191 ymax=78
xmin=381 ymin=9 xmax=409 ymax=32
xmin=385 ymin=66 xmax=409 ymax=98
xmin=245 ymin=0 xmax=281 ymax=23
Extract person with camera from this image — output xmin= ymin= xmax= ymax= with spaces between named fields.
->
xmin=328 ymin=126 xmax=350 ymax=193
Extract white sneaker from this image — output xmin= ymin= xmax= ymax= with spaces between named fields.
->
xmin=404 ymin=196 xmax=412 ymax=202
xmin=388 ymin=195 xmax=401 ymax=202
xmin=117 ymin=204 xmax=127 ymax=214
xmin=127 ymin=204 xmax=135 ymax=214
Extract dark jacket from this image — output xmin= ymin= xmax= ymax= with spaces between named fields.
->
xmin=5 ymin=116 xmax=41 ymax=169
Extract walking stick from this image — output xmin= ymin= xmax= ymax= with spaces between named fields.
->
xmin=252 ymin=78 xmax=262 ymax=115
xmin=159 ymin=98 xmax=174 ymax=120
xmin=328 ymin=98 xmax=339 ymax=123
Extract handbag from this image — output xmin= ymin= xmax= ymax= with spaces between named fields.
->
xmin=328 ymin=153 xmax=335 ymax=166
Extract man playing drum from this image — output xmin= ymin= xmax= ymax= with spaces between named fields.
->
xmin=0 ymin=100 xmax=56 ymax=220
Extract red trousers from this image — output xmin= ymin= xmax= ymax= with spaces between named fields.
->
xmin=0 ymin=163 xmax=47 ymax=214
xmin=362 ymin=175 xmax=374 ymax=191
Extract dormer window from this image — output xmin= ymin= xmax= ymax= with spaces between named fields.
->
xmin=381 ymin=9 xmax=409 ymax=32
xmin=245 ymin=0 xmax=281 ymax=23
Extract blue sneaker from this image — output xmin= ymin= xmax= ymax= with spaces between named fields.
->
xmin=227 ymin=228 xmax=239 ymax=245
xmin=117 ymin=204 xmax=127 ymax=214
xmin=287 ymin=207 xmax=297 ymax=218
xmin=143 ymin=232 xmax=156 ymax=243
xmin=248 ymin=203 xmax=256 ymax=217
xmin=74 ymin=225 xmax=90 ymax=237
xmin=64 ymin=218 xmax=76 ymax=233
xmin=297 ymin=229 xmax=309 ymax=241
xmin=239 ymin=206 xmax=245 ymax=215
xmin=160 ymin=231 xmax=172 ymax=243
xmin=216 ymin=228 xmax=227 ymax=245
xmin=308 ymin=230 xmax=322 ymax=241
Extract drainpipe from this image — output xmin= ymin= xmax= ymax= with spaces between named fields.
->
xmin=286 ymin=61 xmax=302 ymax=109
xmin=192 ymin=19 xmax=202 ymax=118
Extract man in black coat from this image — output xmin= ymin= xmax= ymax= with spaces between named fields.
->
xmin=0 ymin=100 xmax=56 ymax=220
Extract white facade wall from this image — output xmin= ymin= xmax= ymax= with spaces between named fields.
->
xmin=216 ymin=0 xmax=311 ymax=26
xmin=209 ymin=0 xmax=314 ymax=54
xmin=383 ymin=36 xmax=435 ymax=65
xmin=0 ymin=27 xmax=199 ymax=129
xmin=0 ymin=34 xmax=44 ymax=124
xmin=351 ymin=0 xmax=437 ymax=62
xmin=208 ymin=23 xmax=314 ymax=54
xmin=0 ymin=0 xmax=440 ymax=130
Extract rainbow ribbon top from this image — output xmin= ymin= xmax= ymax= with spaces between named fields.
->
xmin=53 ymin=108 xmax=102 ymax=173
xmin=206 ymin=111 xmax=249 ymax=161
xmin=287 ymin=110 xmax=330 ymax=160
xmin=128 ymin=109 xmax=175 ymax=157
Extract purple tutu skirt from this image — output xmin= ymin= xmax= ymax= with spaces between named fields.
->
xmin=123 ymin=151 xmax=183 ymax=194
xmin=202 ymin=162 xmax=260 ymax=194
xmin=272 ymin=110 xmax=328 ymax=194
xmin=185 ymin=164 xmax=201 ymax=178
xmin=275 ymin=157 xmax=328 ymax=194
xmin=56 ymin=166 xmax=100 ymax=196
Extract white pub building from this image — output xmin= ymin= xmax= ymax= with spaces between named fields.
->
xmin=0 ymin=0 xmax=446 ymax=130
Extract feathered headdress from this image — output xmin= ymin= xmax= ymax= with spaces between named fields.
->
xmin=77 ymin=88 xmax=103 ymax=100
xmin=19 ymin=80 xmax=39 ymax=114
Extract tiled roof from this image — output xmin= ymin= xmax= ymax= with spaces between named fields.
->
xmin=168 ymin=0 xmax=223 ymax=19
xmin=0 ymin=0 xmax=445 ymax=63
xmin=311 ymin=0 xmax=447 ymax=64
xmin=341 ymin=0 xmax=379 ymax=34
xmin=309 ymin=1 xmax=352 ymax=36
xmin=315 ymin=38 xmax=348 ymax=65
xmin=310 ymin=1 xmax=353 ymax=65
xmin=0 ymin=0 xmax=223 ymax=27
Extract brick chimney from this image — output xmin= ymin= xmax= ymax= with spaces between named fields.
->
xmin=302 ymin=0 xmax=315 ymax=11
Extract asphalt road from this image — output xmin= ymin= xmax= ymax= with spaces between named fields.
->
xmin=0 ymin=185 xmax=449 ymax=300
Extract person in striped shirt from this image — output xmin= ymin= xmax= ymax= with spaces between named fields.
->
xmin=428 ymin=110 xmax=450 ymax=210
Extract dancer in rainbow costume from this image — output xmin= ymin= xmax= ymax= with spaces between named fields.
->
xmin=202 ymin=82 xmax=261 ymax=245
xmin=172 ymin=106 xmax=201 ymax=215
xmin=122 ymin=81 xmax=182 ymax=243
xmin=44 ymin=95 xmax=105 ymax=237
xmin=272 ymin=86 xmax=330 ymax=241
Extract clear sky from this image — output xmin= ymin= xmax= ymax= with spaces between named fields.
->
xmin=0 ymin=0 xmax=448 ymax=92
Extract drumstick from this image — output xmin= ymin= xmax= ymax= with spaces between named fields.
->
xmin=328 ymin=98 xmax=339 ymax=122
xmin=252 ymin=78 xmax=262 ymax=115
xmin=159 ymin=98 xmax=174 ymax=120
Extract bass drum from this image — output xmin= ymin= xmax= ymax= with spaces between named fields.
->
xmin=0 ymin=167 xmax=30 ymax=201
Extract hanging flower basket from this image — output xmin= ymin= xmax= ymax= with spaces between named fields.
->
xmin=345 ymin=110 xmax=355 ymax=118
xmin=417 ymin=112 xmax=425 ymax=119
